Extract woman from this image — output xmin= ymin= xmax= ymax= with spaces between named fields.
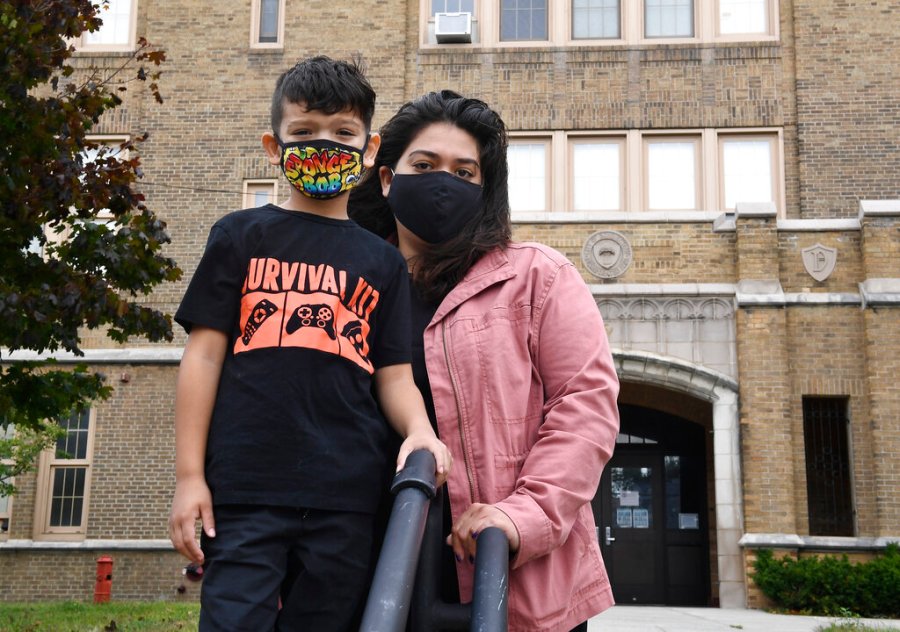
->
xmin=351 ymin=90 xmax=620 ymax=632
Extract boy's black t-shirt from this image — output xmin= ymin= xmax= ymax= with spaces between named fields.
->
xmin=175 ymin=204 xmax=410 ymax=514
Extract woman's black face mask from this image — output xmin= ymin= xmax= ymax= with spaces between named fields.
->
xmin=387 ymin=171 xmax=483 ymax=244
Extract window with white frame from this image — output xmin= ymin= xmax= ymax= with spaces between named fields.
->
xmin=433 ymin=0 xmax=475 ymax=13
xmin=645 ymin=136 xmax=701 ymax=210
xmin=0 ymin=423 xmax=13 ymax=539
xmin=570 ymin=138 xmax=624 ymax=211
xmin=43 ymin=136 xmax=128 ymax=252
xmin=508 ymin=139 xmax=550 ymax=212
xmin=508 ymin=128 xmax=782 ymax=217
xmin=644 ymin=0 xmax=694 ymax=38
xmin=421 ymin=0 xmax=775 ymax=46
xmin=243 ymin=180 xmax=278 ymax=209
xmin=34 ymin=409 xmax=95 ymax=540
xmin=718 ymin=0 xmax=768 ymax=35
xmin=719 ymin=134 xmax=775 ymax=209
xmin=75 ymin=0 xmax=136 ymax=51
xmin=572 ymin=0 xmax=620 ymax=39
xmin=500 ymin=0 xmax=548 ymax=41
xmin=251 ymin=0 xmax=285 ymax=48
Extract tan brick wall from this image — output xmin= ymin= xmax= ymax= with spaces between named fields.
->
xmin=736 ymin=307 xmax=795 ymax=533
xmin=0 ymin=550 xmax=200 ymax=603
xmin=513 ymin=223 xmax=737 ymax=285
xmin=785 ymin=307 xmax=873 ymax=535
xmin=790 ymin=0 xmax=900 ymax=218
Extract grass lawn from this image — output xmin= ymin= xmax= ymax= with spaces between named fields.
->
xmin=816 ymin=623 xmax=900 ymax=632
xmin=0 ymin=601 xmax=199 ymax=631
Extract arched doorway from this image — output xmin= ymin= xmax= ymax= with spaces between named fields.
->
xmin=593 ymin=404 xmax=710 ymax=605
xmin=597 ymin=351 xmax=744 ymax=607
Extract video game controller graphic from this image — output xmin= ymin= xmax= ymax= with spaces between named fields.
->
xmin=340 ymin=320 xmax=367 ymax=358
xmin=285 ymin=303 xmax=336 ymax=339
xmin=241 ymin=298 xmax=279 ymax=345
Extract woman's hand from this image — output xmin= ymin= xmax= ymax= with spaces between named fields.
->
xmin=447 ymin=503 xmax=521 ymax=564
xmin=397 ymin=428 xmax=453 ymax=487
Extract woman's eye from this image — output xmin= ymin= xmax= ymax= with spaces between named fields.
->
xmin=412 ymin=162 xmax=433 ymax=171
xmin=456 ymin=168 xmax=475 ymax=178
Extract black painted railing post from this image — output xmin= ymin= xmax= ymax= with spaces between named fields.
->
xmin=359 ymin=450 xmax=436 ymax=632
xmin=470 ymin=527 xmax=509 ymax=632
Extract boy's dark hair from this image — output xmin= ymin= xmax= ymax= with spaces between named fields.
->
xmin=350 ymin=90 xmax=512 ymax=303
xmin=270 ymin=55 xmax=376 ymax=133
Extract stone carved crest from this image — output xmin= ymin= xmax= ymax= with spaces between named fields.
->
xmin=801 ymin=243 xmax=837 ymax=282
xmin=582 ymin=230 xmax=632 ymax=279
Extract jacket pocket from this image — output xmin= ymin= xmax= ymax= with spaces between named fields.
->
xmin=471 ymin=306 xmax=542 ymax=425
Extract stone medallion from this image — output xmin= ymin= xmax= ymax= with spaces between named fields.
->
xmin=801 ymin=243 xmax=837 ymax=282
xmin=582 ymin=230 xmax=632 ymax=279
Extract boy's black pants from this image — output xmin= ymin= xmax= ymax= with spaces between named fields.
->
xmin=198 ymin=504 xmax=374 ymax=632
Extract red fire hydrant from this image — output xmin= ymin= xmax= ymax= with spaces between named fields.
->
xmin=94 ymin=555 xmax=113 ymax=603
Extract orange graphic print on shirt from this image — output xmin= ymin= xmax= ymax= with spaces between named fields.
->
xmin=235 ymin=257 xmax=380 ymax=373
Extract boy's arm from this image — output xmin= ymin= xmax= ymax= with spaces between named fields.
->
xmin=168 ymin=326 xmax=229 ymax=564
xmin=373 ymin=363 xmax=452 ymax=486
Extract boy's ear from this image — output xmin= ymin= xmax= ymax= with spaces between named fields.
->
xmin=363 ymin=132 xmax=381 ymax=170
xmin=262 ymin=132 xmax=282 ymax=166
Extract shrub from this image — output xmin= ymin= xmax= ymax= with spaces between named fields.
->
xmin=751 ymin=544 xmax=900 ymax=618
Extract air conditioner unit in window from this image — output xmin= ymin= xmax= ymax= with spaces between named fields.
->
xmin=435 ymin=12 xmax=472 ymax=44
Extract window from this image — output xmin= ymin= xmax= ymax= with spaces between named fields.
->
xmin=75 ymin=0 xmax=136 ymax=51
xmin=645 ymin=136 xmax=701 ymax=210
xmin=719 ymin=135 xmax=775 ymax=210
xmin=0 ymin=423 xmax=13 ymax=539
xmin=433 ymin=0 xmax=475 ymax=13
xmin=718 ymin=0 xmax=768 ymax=35
xmin=500 ymin=0 xmax=548 ymax=41
xmin=42 ymin=136 xmax=127 ymax=253
xmin=509 ymin=128 xmax=782 ymax=218
xmin=34 ymin=409 xmax=96 ymax=540
xmin=508 ymin=139 xmax=550 ymax=212
xmin=572 ymin=0 xmax=620 ymax=39
xmin=570 ymin=138 xmax=623 ymax=211
xmin=803 ymin=397 xmax=854 ymax=537
xmin=645 ymin=0 xmax=694 ymax=38
xmin=243 ymin=180 xmax=278 ymax=209
xmin=421 ymin=0 xmax=776 ymax=46
xmin=251 ymin=0 xmax=285 ymax=48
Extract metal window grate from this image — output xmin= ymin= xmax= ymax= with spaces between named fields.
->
xmin=802 ymin=397 xmax=853 ymax=536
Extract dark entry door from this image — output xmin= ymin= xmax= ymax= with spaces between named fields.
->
xmin=597 ymin=452 xmax=666 ymax=603
xmin=593 ymin=405 xmax=710 ymax=606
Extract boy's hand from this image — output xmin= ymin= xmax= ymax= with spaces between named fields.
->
xmin=168 ymin=476 xmax=215 ymax=565
xmin=397 ymin=428 xmax=453 ymax=487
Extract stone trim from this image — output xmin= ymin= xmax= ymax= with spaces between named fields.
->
xmin=513 ymin=210 xmax=724 ymax=224
xmin=740 ymin=533 xmax=900 ymax=551
xmin=1 ymin=348 xmax=184 ymax=364
xmin=859 ymin=199 xmax=900 ymax=218
xmin=1 ymin=539 xmax=174 ymax=550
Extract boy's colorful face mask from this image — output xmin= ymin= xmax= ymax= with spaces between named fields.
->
xmin=277 ymin=136 xmax=368 ymax=200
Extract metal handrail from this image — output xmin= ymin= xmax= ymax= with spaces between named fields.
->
xmin=360 ymin=450 xmax=437 ymax=632
xmin=360 ymin=448 xmax=510 ymax=632
xmin=410 ymin=488 xmax=509 ymax=631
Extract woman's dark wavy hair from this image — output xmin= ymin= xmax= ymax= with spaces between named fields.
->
xmin=349 ymin=90 xmax=511 ymax=303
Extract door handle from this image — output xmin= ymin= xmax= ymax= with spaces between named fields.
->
xmin=605 ymin=526 xmax=616 ymax=545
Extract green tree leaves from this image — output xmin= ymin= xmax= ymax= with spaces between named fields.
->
xmin=0 ymin=1 xmax=179 ymax=493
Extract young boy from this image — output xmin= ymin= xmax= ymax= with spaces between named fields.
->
xmin=168 ymin=56 xmax=451 ymax=631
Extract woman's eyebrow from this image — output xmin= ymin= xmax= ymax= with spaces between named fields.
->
xmin=407 ymin=149 xmax=480 ymax=168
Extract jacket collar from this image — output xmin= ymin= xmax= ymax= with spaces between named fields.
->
xmin=431 ymin=246 xmax=516 ymax=323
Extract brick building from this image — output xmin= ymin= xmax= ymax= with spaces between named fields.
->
xmin=2 ymin=0 xmax=898 ymax=608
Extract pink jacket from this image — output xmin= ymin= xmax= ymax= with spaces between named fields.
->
xmin=423 ymin=242 xmax=620 ymax=632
